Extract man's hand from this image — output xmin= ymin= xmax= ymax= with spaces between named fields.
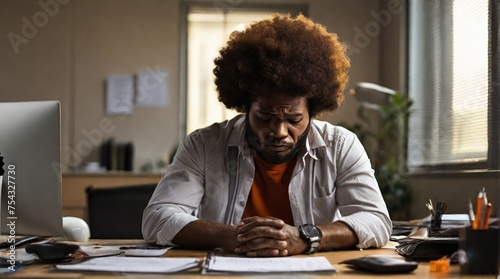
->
xmin=172 ymin=219 xmax=358 ymax=255
xmin=234 ymin=216 xmax=308 ymax=257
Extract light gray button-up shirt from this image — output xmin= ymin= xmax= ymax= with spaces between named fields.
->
xmin=142 ymin=114 xmax=392 ymax=249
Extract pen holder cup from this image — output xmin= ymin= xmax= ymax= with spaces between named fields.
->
xmin=430 ymin=218 xmax=442 ymax=230
xmin=459 ymin=226 xmax=500 ymax=275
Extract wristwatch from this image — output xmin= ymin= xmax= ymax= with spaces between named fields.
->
xmin=298 ymin=224 xmax=322 ymax=254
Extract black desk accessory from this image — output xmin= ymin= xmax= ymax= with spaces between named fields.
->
xmin=26 ymin=243 xmax=79 ymax=262
xmin=340 ymin=256 xmax=418 ymax=274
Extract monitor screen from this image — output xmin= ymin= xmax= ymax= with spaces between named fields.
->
xmin=0 ymin=100 xmax=63 ymax=236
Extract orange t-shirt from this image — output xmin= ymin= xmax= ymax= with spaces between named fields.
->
xmin=242 ymin=154 xmax=297 ymax=225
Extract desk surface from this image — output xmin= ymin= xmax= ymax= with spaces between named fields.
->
xmin=7 ymin=239 xmax=496 ymax=279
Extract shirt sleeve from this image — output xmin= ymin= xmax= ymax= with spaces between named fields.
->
xmin=334 ymin=130 xmax=392 ymax=248
xmin=142 ymin=132 xmax=205 ymax=245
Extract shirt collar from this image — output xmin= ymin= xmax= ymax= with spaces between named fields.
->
xmin=303 ymin=121 xmax=328 ymax=160
xmin=226 ymin=114 xmax=251 ymax=158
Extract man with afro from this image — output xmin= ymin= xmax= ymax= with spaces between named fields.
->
xmin=143 ymin=14 xmax=391 ymax=257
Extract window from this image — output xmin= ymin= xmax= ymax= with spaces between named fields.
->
xmin=179 ymin=2 xmax=307 ymax=138
xmin=406 ymin=0 xmax=500 ymax=171
xmin=186 ymin=10 xmax=270 ymax=134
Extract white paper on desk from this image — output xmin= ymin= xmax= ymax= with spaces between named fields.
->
xmin=204 ymin=256 xmax=335 ymax=273
xmin=55 ymin=256 xmax=200 ymax=273
xmin=79 ymin=244 xmax=173 ymax=257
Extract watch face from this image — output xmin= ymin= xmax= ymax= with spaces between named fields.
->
xmin=302 ymin=224 xmax=322 ymax=237
xmin=300 ymin=225 xmax=322 ymax=254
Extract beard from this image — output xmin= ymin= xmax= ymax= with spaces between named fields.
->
xmin=245 ymin=116 xmax=311 ymax=164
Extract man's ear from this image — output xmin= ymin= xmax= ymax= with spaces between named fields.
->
xmin=307 ymin=101 xmax=315 ymax=119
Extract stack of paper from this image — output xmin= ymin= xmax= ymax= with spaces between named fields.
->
xmin=203 ymin=255 xmax=336 ymax=273
xmin=56 ymin=254 xmax=336 ymax=274
xmin=56 ymin=256 xmax=200 ymax=273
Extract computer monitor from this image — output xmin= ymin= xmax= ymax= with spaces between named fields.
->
xmin=0 ymin=100 xmax=63 ymax=236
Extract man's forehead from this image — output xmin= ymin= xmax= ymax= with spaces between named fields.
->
xmin=253 ymin=96 xmax=307 ymax=113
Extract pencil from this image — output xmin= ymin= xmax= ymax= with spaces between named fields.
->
xmin=483 ymin=203 xmax=492 ymax=229
xmin=479 ymin=191 xmax=488 ymax=229
xmin=468 ymin=199 xmax=475 ymax=225
xmin=473 ymin=189 xmax=484 ymax=229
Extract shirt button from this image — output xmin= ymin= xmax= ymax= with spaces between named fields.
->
xmin=239 ymin=200 xmax=246 ymax=206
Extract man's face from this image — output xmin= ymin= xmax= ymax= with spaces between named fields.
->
xmin=246 ymin=96 xmax=311 ymax=164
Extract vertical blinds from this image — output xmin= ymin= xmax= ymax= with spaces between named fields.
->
xmin=407 ymin=0 xmax=490 ymax=168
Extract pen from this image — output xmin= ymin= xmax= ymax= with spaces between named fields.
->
xmin=483 ymin=203 xmax=492 ymax=229
xmin=473 ymin=188 xmax=484 ymax=229
xmin=440 ymin=202 xmax=447 ymax=214
xmin=426 ymin=199 xmax=436 ymax=217
xmin=435 ymin=201 xmax=441 ymax=220
xmin=435 ymin=201 xmax=444 ymax=217
xmin=426 ymin=202 xmax=435 ymax=217
xmin=467 ymin=199 xmax=475 ymax=226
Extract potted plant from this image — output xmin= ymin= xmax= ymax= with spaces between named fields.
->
xmin=342 ymin=83 xmax=413 ymax=220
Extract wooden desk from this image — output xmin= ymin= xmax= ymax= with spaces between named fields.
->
xmin=7 ymin=240 xmax=496 ymax=278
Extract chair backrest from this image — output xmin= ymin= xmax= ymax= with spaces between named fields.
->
xmin=86 ymin=184 xmax=157 ymax=239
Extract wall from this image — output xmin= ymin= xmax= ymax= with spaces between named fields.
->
xmin=0 ymin=0 xmax=180 ymax=172
xmin=407 ymin=172 xmax=499 ymax=219
xmin=313 ymin=0 xmax=404 ymax=157
xmin=0 ymin=0 xmax=73 ymax=168
xmin=309 ymin=0 xmax=383 ymax=125
xmin=71 ymin=0 xmax=180 ymax=172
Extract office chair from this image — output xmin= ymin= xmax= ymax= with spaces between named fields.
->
xmin=86 ymin=184 xmax=157 ymax=239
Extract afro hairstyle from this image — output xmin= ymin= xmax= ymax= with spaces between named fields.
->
xmin=213 ymin=13 xmax=351 ymax=118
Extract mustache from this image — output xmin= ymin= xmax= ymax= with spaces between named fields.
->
xmin=265 ymin=139 xmax=294 ymax=146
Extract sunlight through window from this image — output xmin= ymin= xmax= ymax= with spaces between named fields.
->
xmin=187 ymin=11 xmax=271 ymax=134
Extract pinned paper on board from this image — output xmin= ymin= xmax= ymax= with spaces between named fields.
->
xmin=106 ymin=75 xmax=134 ymax=115
xmin=136 ymin=68 xmax=169 ymax=108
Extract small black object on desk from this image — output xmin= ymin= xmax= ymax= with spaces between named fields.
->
xmin=429 ymin=200 xmax=447 ymax=231
xmin=25 ymin=243 xmax=79 ymax=262
xmin=341 ymin=256 xmax=418 ymax=274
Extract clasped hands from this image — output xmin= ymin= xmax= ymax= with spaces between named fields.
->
xmin=230 ymin=216 xmax=308 ymax=257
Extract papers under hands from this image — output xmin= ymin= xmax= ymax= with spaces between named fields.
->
xmin=54 ymin=246 xmax=335 ymax=274
xmin=203 ymin=254 xmax=336 ymax=274
xmin=55 ymin=254 xmax=335 ymax=274
xmin=55 ymin=256 xmax=201 ymax=274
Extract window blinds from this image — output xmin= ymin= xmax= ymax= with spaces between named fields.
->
xmin=407 ymin=0 xmax=490 ymax=168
